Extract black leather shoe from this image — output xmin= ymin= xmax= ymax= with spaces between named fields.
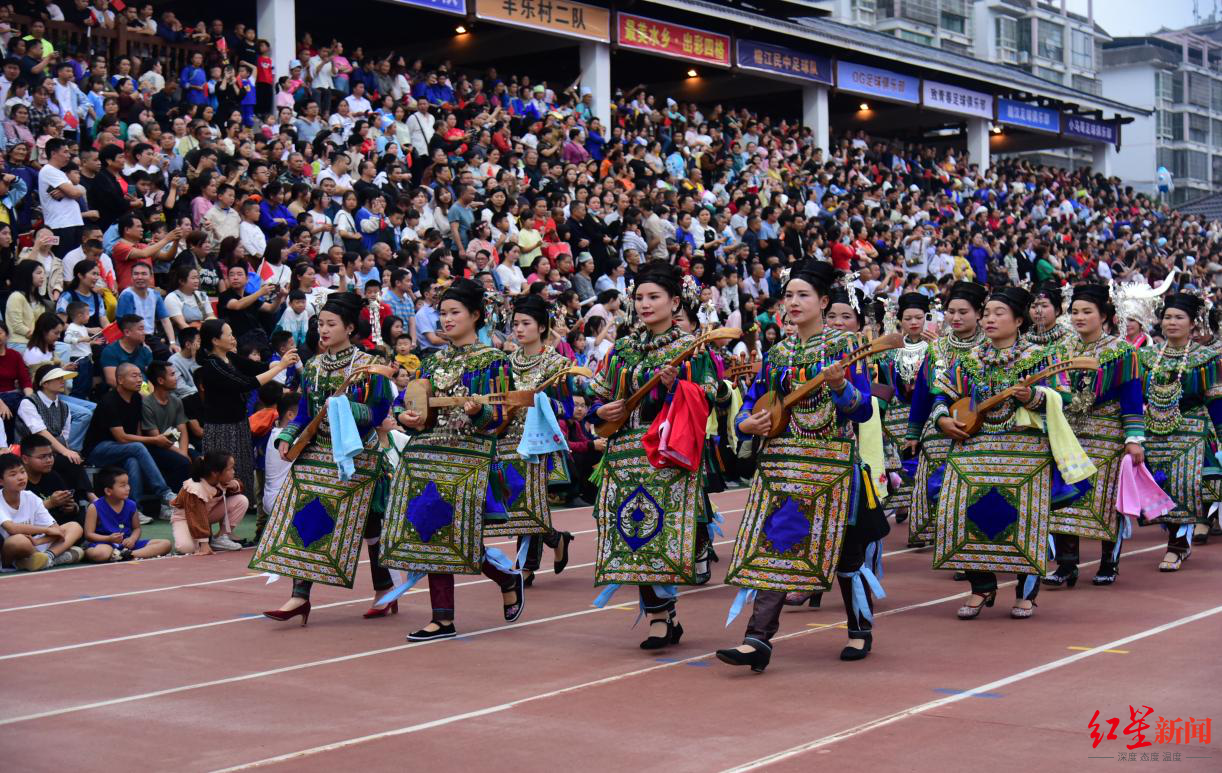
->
xmin=553 ymin=532 xmax=574 ymax=575
xmin=407 ymin=622 xmax=456 ymax=641
xmin=840 ymin=632 xmax=873 ymax=661
xmin=640 ymin=612 xmax=683 ymax=649
xmin=716 ymin=641 xmax=772 ymax=672
xmin=1041 ymin=565 xmax=1079 ymax=588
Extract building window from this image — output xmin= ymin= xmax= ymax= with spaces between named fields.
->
xmin=1213 ymin=119 xmax=1222 ymax=144
xmin=1157 ymin=147 xmax=1175 ymax=173
xmin=1190 ymin=113 xmax=1210 ymax=143
xmin=995 ymin=16 xmax=1017 ymax=63
xmin=1156 ymin=71 xmax=1173 ymax=104
xmin=1213 ymin=154 xmax=1222 ymax=185
xmin=1035 ymin=65 xmax=1064 ymax=84
xmin=1072 ymin=74 xmax=1100 ymax=95
xmin=1213 ymin=79 xmax=1222 ymax=112
xmin=1016 ymin=17 xmax=1032 ymax=59
xmin=1038 ymin=22 xmax=1064 ymax=61
xmin=1173 ymin=71 xmax=1184 ymax=103
xmin=903 ymin=0 xmax=939 ymax=26
xmin=1071 ymin=29 xmax=1092 ymax=70
xmin=941 ymin=12 xmax=966 ymax=35
xmin=1157 ymin=110 xmax=1175 ymax=141
xmin=897 ymin=29 xmax=934 ymax=45
xmin=1171 ymin=112 xmax=1185 ymax=141
xmin=942 ymin=39 xmax=971 ymax=55
xmin=1188 ymin=150 xmax=1209 ymax=180
xmin=1189 ymin=73 xmax=1210 ymax=108
xmin=853 ymin=0 xmax=876 ymax=26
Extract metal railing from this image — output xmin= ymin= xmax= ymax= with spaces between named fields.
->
xmin=11 ymin=14 xmax=209 ymax=77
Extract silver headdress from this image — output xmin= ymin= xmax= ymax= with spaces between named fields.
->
xmin=839 ymin=270 xmax=861 ymax=314
xmin=1111 ymin=269 xmax=1176 ymax=335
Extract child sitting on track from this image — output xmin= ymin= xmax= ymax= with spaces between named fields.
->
xmin=0 ymin=453 xmax=85 ymax=571
xmin=83 ymin=467 xmax=172 ymax=562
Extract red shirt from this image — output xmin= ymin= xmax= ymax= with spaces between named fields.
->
xmin=830 ymin=242 xmax=854 ymax=272
xmin=256 ymin=56 xmax=275 ymax=85
xmin=0 ymin=348 xmax=32 ymax=392
xmin=111 ymin=241 xmax=153 ymax=290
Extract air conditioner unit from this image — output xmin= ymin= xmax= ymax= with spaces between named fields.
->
xmin=1018 ymin=51 xmax=1031 ymax=64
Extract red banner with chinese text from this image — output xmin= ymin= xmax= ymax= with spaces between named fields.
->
xmin=616 ymin=13 xmax=730 ymax=67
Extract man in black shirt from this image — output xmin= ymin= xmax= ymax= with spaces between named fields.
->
xmin=92 ymin=144 xmax=134 ymax=231
xmin=85 ymin=363 xmax=179 ymax=518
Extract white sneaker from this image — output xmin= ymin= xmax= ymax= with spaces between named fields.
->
xmin=51 ymin=547 xmax=84 ymax=566
xmin=158 ymin=503 xmax=174 ymax=521
xmin=138 ymin=513 xmax=153 ymax=525
xmin=210 ymin=535 xmax=242 ymax=551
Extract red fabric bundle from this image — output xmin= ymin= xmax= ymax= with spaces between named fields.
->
xmin=643 ymin=380 xmax=709 ymax=472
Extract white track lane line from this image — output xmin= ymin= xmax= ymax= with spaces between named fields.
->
xmin=0 ymin=577 xmax=735 ymax=727
xmin=722 ymin=603 xmax=1222 ymax=772
xmin=0 ymin=506 xmax=746 ymax=614
xmin=0 ymin=534 xmax=904 ymax=662
xmin=207 ymin=544 xmax=1172 ymax=771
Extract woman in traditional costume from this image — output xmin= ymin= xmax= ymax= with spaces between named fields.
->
xmin=930 ymin=286 xmax=1079 ymax=620
xmin=589 ymin=261 xmax=718 ymax=650
xmin=904 ymin=281 xmax=987 ymax=550
xmin=387 ymin=279 xmax=527 ymax=641
xmin=782 ymin=282 xmax=889 ymax=610
xmin=877 ymin=292 xmax=932 ymax=523
xmin=503 ymin=294 xmax=577 ymax=586
xmin=255 ymin=292 xmax=395 ymax=625
xmin=1025 ymin=282 xmax=1074 ymax=361
xmin=1138 ymin=292 xmax=1222 ymax=571
xmin=716 ymin=262 xmax=885 ymax=673
xmin=1042 ymin=284 xmax=1145 ymax=588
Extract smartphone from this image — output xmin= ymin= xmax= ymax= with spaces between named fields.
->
xmin=48 ymin=235 xmax=60 ymax=246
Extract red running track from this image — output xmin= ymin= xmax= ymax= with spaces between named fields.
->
xmin=0 ymin=487 xmax=1218 ymax=772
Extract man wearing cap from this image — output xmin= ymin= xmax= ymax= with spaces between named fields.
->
xmin=572 ymin=252 xmax=596 ymax=302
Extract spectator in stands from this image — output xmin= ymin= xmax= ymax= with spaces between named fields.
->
xmin=6 ymin=260 xmax=53 ymax=352
xmin=37 ymin=137 xmax=86 ymax=257
xmin=111 ymin=214 xmax=183 ymax=289
xmin=141 ymin=360 xmax=191 ymax=488
xmin=195 ymin=318 xmax=297 ymax=498
xmin=0 ymin=452 xmax=83 ymax=571
xmin=85 ymin=362 xmax=180 ymax=519
xmin=21 ymin=434 xmax=87 ymax=528
xmin=16 ymin=362 xmax=93 ymax=487
xmin=83 ymin=466 xmax=172 ymax=562
xmin=100 ymin=314 xmax=153 ymax=386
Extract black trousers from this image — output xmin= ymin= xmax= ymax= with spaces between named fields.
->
xmin=519 ymin=528 xmax=561 ymax=573
xmin=743 ymin=523 xmax=873 ymax=645
xmin=292 ymin=510 xmax=392 ymax=600
xmin=1053 ymin=532 xmax=1122 ymax=571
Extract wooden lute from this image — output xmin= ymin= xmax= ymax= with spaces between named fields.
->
xmin=494 ymin=365 xmax=595 ymax=433
xmin=286 ymin=363 xmax=398 ymax=462
xmin=948 ymin=356 xmax=1099 ymax=437
xmin=754 ymin=333 xmax=903 ymax=439
xmin=595 ymin=326 xmax=742 ymax=439
xmin=399 ymin=379 xmax=538 ymax=430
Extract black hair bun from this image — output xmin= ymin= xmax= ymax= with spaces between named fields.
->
xmin=319 ymin=291 xmax=364 ymax=327
xmin=513 ymin=293 xmax=551 ymax=330
xmin=898 ymin=292 xmax=930 ymax=314
xmin=634 ymin=259 xmax=682 ymax=297
xmin=947 ymin=280 xmax=987 ymax=312
xmin=440 ymin=278 xmax=488 ymax=318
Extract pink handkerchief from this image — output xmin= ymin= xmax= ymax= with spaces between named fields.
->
xmin=1115 ymin=455 xmax=1175 ymax=522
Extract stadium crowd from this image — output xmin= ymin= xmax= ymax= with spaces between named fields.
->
xmin=0 ymin=2 xmax=1217 ymax=573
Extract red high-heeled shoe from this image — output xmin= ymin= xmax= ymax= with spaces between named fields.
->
xmin=263 ymin=601 xmax=311 ymax=626
xmin=362 ymin=600 xmax=399 ymax=619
